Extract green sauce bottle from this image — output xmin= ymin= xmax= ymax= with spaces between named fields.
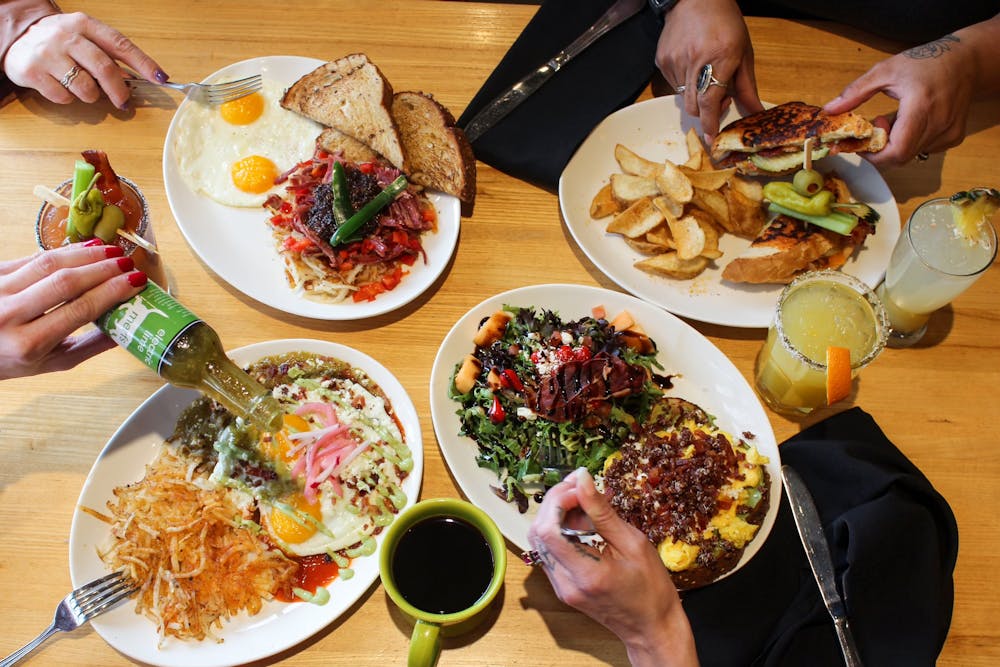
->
xmin=96 ymin=282 xmax=284 ymax=433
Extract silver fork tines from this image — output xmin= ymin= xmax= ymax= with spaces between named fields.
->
xmin=0 ymin=570 xmax=138 ymax=667
xmin=125 ymin=72 xmax=263 ymax=105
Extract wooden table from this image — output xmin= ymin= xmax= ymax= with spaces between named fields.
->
xmin=1 ymin=2 xmax=997 ymax=665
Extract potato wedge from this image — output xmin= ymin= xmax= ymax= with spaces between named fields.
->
xmin=687 ymin=208 xmax=723 ymax=259
xmin=725 ymin=185 xmax=768 ymax=238
xmin=652 ymin=194 xmax=683 ymax=220
xmin=729 ymin=175 xmax=763 ymax=202
xmin=635 ymin=251 xmax=709 ymax=280
xmin=590 ymin=182 xmax=622 ymax=219
xmin=645 ymin=223 xmax=675 ymax=249
xmin=624 ymin=236 xmax=670 ymax=255
xmin=684 ymin=128 xmax=711 ymax=170
xmin=692 ymin=187 xmax=731 ymax=231
xmin=607 ymin=197 xmax=664 ymax=238
xmin=614 ymin=144 xmax=662 ymax=179
xmin=655 ymin=161 xmax=694 ymax=204
xmin=611 ymin=173 xmax=660 ymax=203
xmin=680 ymin=166 xmax=737 ymax=191
xmin=666 ymin=214 xmax=706 ymax=260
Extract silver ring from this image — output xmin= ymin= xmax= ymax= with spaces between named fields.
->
xmin=917 ymin=152 xmax=930 ymax=161
xmin=520 ymin=550 xmax=542 ymax=566
xmin=60 ymin=65 xmax=81 ymax=88
xmin=696 ymin=64 xmax=728 ymax=95
xmin=675 ymin=84 xmax=686 ymax=93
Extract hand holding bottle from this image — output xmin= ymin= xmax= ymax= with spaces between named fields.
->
xmin=0 ymin=241 xmax=147 ymax=380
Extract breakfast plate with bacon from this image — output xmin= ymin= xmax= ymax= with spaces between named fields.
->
xmin=164 ymin=55 xmax=468 ymax=320
xmin=559 ymin=96 xmax=900 ymax=328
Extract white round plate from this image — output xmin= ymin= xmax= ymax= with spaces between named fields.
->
xmin=558 ymin=96 xmax=900 ymax=328
xmin=429 ymin=284 xmax=780 ymax=584
xmin=69 ymin=339 xmax=423 ymax=667
xmin=163 ymin=56 xmax=460 ymax=320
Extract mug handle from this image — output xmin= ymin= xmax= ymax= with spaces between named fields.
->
xmin=408 ymin=619 xmax=442 ymax=667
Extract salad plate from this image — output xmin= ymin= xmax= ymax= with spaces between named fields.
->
xmin=163 ymin=55 xmax=460 ymax=320
xmin=558 ymin=96 xmax=900 ymax=328
xmin=429 ymin=283 xmax=780 ymax=583
xmin=68 ymin=339 xmax=423 ymax=667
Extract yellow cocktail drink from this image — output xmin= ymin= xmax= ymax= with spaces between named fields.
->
xmin=754 ymin=271 xmax=888 ymax=415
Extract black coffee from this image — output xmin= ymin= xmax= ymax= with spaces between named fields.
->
xmin=391 ymin=515 xmax=494 ymax=615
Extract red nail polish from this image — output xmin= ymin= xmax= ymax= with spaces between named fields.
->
xmin=117 ymin=257 xmax=135 ymax=272
xmin=127 ymin=271 xmax=148 ymax=288
xmin=104 ymin=245 xmax=125 ymax=258
xmin=83 ymin=238 xmax=105 ymax=247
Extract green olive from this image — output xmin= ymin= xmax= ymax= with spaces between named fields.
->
xmin=93 ymin=204 xmax=126 ymax=242
xmin=792 ymin=168 xmax=825 ymax=197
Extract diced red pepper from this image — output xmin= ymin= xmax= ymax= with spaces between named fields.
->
xmin=488 ymin=394 xmax=505 ymax=424
xmin=502 ymin=369 xmax=524 ymax=392
xmin=282 ymin=236 xmax=314 ymax=253
xmin=358 ymin=162 xmax=375 ymax=174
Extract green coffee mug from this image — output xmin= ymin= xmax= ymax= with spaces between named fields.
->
xmin=379 ymin=498 xmax=507 ymax=667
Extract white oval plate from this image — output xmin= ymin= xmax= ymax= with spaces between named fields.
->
xmin=69 ymin=339 xmax=423 ymax=667
xmin=558 ymin=96 xmax=900 ymax=328
xmin=428 ymin=284 xmax=780 ymax=584
xmin=163 ymin=56 xmax=460 ymax=320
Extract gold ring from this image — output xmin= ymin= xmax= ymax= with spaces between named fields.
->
xmin=60 ymin=65 xmax=81 ymax=88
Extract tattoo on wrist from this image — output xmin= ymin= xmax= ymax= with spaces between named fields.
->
xmin=905 ymin=35 xmax=959 ymax=59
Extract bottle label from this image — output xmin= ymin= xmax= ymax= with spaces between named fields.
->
xmin=96 ymin=282 xmax=201 ymax=373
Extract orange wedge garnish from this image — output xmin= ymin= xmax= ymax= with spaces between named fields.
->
xmin=826 ymin=346 xmax=852 ymax=405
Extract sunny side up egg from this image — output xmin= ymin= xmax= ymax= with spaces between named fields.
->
xmin=255 ymin=376 xmax=409 ymax=558
xmin=173 ymin=79 xmax=321 ymax=207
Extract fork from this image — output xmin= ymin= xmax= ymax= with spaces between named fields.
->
xmin=539 ymin=435 xmax=574 ymax=484
xmin=0 ymin=570 xmax=138 ymax=667
xmin=124 ymin=71 xmax=262 ymax=105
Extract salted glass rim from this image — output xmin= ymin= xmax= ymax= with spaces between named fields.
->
xmin=35 ymin=176 xmax=150 ymax=254
xmin=773 ymin=269 xmax=890 ymax=372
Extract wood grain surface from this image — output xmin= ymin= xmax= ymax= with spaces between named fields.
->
xmin=0 ymin=2 xmax=997 ymax=665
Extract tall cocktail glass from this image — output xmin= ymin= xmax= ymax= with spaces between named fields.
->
xmin=876 ymin=197 xmax=997 ymax=348
xmin=754 ymin=270 xmax=888 ymax=416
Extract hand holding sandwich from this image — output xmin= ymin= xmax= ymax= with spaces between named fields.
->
xmin=823 ymin=13 xmax=1000 ymax=166
xmin=654 ymin=0 xmax=763 ymax=142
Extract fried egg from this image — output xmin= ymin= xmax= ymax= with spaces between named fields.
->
xmin=172 ymin=78 xmax=320 ymax=207
xmin=255 ymin=370 xmax=409 ymax=558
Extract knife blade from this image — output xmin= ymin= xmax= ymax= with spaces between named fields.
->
xmin=781 ymin=465 xmax=864 ymax=667
xmin=461 ymin=0 xmax=647 ymax=143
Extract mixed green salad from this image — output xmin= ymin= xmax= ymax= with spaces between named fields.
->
xmin=448 ymin=304 xmax=669 ymax=512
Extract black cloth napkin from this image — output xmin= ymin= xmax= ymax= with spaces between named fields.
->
xmin=457 ymin=0 xmax=663 ymax=191
xmin=683 ymin=407 xmax=958 ymax=667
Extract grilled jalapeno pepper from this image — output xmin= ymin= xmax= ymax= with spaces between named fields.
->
xmin=329 ymin=174 xmax=408 ymax=247
xmin=70 ymin=187 xmax=105 ymax=239
xmin=330 ymin=161 xmax=353 ymax=227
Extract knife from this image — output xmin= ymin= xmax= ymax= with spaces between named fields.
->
xmin=461 ymin=0 xmax=647 ymax=143
xmin=781 ymin=465 xmax=864 ymax=667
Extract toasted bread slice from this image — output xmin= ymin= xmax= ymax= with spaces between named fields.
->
xmin=282 ymin=54 xmax=407 ymax=170
xmin=316 ymin=127 xmax=384 ymax=165
xmin=392 ymin=91 xmax=476 ymax=204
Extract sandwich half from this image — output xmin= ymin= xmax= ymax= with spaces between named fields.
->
xmin=722 ymin=174 xmax=876 ymax=284
xmin=710 ymin=101 xmax=887 ymax=176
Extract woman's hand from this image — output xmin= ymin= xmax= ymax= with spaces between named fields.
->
xmin=527 ymin=468 xmax=699 ymax=667
xmin=0 ymin=242 xmax=148 ymax=380
xmin=4 ymin=12 xmax=166 ymax=108
xmin=654 ymin=0 xmax=762 ymax=142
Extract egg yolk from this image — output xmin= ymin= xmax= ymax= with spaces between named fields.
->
xmin=218 ymin=91 xmax=264 ymax=125
xmin=269 ymin=493 xmax=322 ymax=544
xmin=260 ymin=414 xmax=313 ymax=465
xmin=231 ymin=155 xmax=278 ymax=194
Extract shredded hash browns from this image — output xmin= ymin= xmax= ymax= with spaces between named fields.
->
xmin=93 ymin=447 xmax=297 ymax=644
